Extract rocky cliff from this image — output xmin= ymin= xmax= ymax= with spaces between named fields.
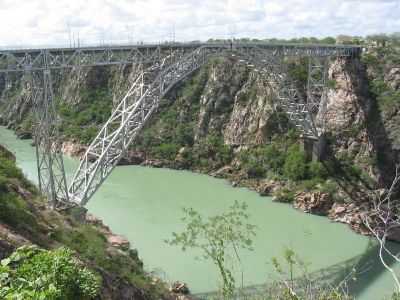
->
xmin=0 ymin=45 xmax=399 ymax=237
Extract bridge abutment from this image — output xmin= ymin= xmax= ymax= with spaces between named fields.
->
xmin=301 ymin=134 xmax=327 ymax=162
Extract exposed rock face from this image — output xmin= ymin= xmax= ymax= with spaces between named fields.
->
xmin=385 ymin=67 xmax=400 ymax=90
xmin=118 ymin=150 xmax=146 ymax=165
xmin=222 ymin=74 xmax=275 ymax=146
xmin=321 ymin=58 xmax=369 ymax=131
xmin=107 ymin=234 xmax=130 ymax=251
xmin=381 ymin=67 xmax=400 ymax=155
xmin=328 ymin=203 xmax=370 ymax=236
xmin=257 ymin=179 xmax=283 ymax=196
xmin=294 ymin=191 xmax=333 ymax=215
xmin=192 ymin=58 xmax=277 ymax=145
xmin=318 ymin=58 xmax=374 ymax=166
xmin=195 ymin=58 xmax=247 ymax=140
xmin=61 ymin=140 xmax=86 ymax=157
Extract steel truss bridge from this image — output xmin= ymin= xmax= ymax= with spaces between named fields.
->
xmin=0 ymin=42 xmax=361 ymax=207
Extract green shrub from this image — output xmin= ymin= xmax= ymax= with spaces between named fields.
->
xmin=320 ymin=180 xmax=338 ymax=196
xmin=283 ymin=145 xmax=308 ymax=181
xmin=57 ymin=87 xmax=112 ymax=144
xmin=201 ymin=134 xmax=233 ymax=166
xmin=245 ymin=160 xmax=266 ymax=178
xmin=175 ymin=124 xmax=194 ymax=146
xmin=287 ymin=58 xmax=309 ymax=88
xmin=308 ymin=161 xmax=329 ymax=180
xmin=0 ymin=174 xmax=7 ymax=192
xmin=152 ymin=143 xmax=180 ymax=160
xmin=262 ymin=144 xmax=286 ymax=174
xmin=0 ymin=156 xmax=24 ymax=180
xmin=0 ymin=246 xmax=100 ymax=300
xmin=273 ymin=188 xmax=295 ymax=203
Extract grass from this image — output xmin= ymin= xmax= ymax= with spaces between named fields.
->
xmin=0 ymin=145 xmax=168 ymax=299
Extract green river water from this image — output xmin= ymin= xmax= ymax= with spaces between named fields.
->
xmin=1 ymin=126 xmax=399 ymax=299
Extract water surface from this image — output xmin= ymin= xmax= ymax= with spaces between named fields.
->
xmin=1 ymin=126 xmax=399 ymax=299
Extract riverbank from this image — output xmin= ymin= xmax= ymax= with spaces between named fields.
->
xmin=58 ymin=138 xmax=372 ymax=239
xmin=2 ymin=126 xmax=400 ymax=299
xmin=0 ymin=142 xmax=180 ymax=300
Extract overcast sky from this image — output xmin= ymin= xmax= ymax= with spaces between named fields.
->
xmin=0 ymin=0 xmax=399 ymax=47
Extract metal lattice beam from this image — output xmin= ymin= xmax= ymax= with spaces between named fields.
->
xmin=27 ymin=52 xmax=70 ymax=206
xmin=0 ymin=42 xmax=360 ymax=207
xmin=68 ymin=47 xmax=211 ymax=205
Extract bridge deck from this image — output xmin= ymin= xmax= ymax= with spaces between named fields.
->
xmin=0 ymin=42 xmax=361 ymax=56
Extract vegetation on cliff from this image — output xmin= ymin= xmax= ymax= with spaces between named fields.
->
xmin=0 ymin=145 xmax=170 ymax=299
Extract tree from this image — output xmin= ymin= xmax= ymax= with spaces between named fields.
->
xmin=166 ymin=201 xmax=256 ymax=299
xmin=363 ymin=166 xmax=400 ymax=294
xmin=283 ymin=145 xmax=308 ymax=181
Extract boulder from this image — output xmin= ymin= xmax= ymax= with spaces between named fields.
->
xmin=61 ymin=141 xmax=86 ymax=157
xmin=142 ymin=159 xmax=164 ymax=168
xmin=107 ymin=234 xmax=130 ymax=251
xmin=257 ymin=180 xmax=282 ymax=196
xmin=294 ymin=191 xmax=333 ymax=215
xmin=119 ymin=150 xmax=146 ymax=165
xmin=210 ymin=166 xmax=234 ymax=178
xmin=170 ymin=281 xmax=190 ymax=295
xmin=86 ymin=213 xmax=104 ymax=226
xmin=16 ymin=130 xmax=32 ymax=139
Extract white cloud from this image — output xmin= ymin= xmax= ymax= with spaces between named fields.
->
xmin=0 ymin=0 xmax=398 ymax=47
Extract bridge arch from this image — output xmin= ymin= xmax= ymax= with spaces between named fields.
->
xmin=0 ymin=43 xmax=360 ymax=206
xmin=69 ymin=45 xmax=326 ymax=205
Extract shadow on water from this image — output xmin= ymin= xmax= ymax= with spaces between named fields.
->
xmin=193 ymin=240 xmax=400 ymax=299
xmin=344 ymin=241 xmax=400 ymax=298
xmin=308 ymin=239 xmax=400 ymax=298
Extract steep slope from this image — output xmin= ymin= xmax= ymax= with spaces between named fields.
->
xmin=0 ymin=44 xmax=399 ymax=237
xmin=0 ymin=145 xmax=173 ymax=299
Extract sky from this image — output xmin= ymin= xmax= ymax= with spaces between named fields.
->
xmin=0 ymin=0 xmax=399 ymax=47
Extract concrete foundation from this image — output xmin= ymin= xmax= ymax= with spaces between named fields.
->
xmin=301 ymin=134 xmax=327 ymax=162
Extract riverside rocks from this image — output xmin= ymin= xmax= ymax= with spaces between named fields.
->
xmin=170 ymin=282 xmax=190 ymax=295
xmin=107 ymin=235 xmax=130 ymax=251
xmin=257 ymin=179 xmax=283 ymax=196
xmin=86 ymin=213 xmax=131 ymax=250
xmin=16 ymin=130 xmax=32 ymax=139
xmin=328 ymin=203 xmax=370 ymax=236
xmin=294 ymin=191 xmax=333 ymax=215
xmin=61 ymin=140 xmax=86 ymax=157
xmin=119 ymin=150 xmax=146 ymax=165
xmin=210 ymin=165 xmax=234 ymax=178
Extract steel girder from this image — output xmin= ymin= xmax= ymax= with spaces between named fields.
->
xmin=25 ymin=62 xmax=70 ymax=206
xmin=68 ymin=47 xmax=215 ymax=205
xmin=0 ymin=42 xmax=360 ymax=73
xmin=0 ymin=42 xmax=352 ymax=207
xmin=67 ymin=44 xmax=328 ymax=205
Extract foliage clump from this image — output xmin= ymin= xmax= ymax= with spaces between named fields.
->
xmin=0 ymin=246 xmax=100 ymax=300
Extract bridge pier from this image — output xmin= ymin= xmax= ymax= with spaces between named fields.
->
xmin=301 ymin=134 xmax=326 ymax=162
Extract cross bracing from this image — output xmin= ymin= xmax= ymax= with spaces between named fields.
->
xmin=0 ymin=42 xmax=361 ymax=206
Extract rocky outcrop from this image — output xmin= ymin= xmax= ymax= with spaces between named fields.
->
xmin=294 ymin=191 xmax=333 ymax=215
xmin=223 ymin=75 xmax=275 ymax=146
xmin=328 ymin=203 xmax=370 ymax=236
xmin=61 ymin=140 xmax=87 ymax=157
xmin=320 ymin=58 xmax=369 ymax=132
xmin=385 ymin=67 xmax=400 ymax=90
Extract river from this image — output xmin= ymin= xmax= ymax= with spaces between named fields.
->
xmin=1 ymin=126 xmax=399 ymax=299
